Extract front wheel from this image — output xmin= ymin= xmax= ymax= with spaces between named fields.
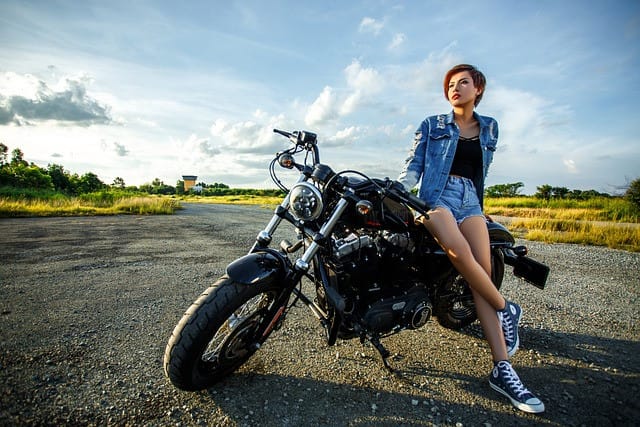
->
xmin=436 ymin=248 xmax=504 ymax=330
xmin=163 ymin=277 xmax=287 ymax=391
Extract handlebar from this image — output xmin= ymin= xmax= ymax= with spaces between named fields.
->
xmin=387 ymin=180 xmax=430 ymax=215
xmin=274 ymin=128 xmax=320 ymax=164
xmin=273 ymin=129 xmax=318 ymax=146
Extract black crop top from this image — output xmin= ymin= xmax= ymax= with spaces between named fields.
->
xmin=449 ymin=135 xmax=482 ymax=179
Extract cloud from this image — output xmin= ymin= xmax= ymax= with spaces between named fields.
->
xmin=359 ymin=17 xmax=384 ymax=35
xmin=209 ymin=111 xmax=288 ymax=155
xmin=325 ymin=126 xmax=360 ymax=147
xmin=485 ymin=86 xmax=572 ymax=146
xmin=305 ymin=86 xmax=338 ymax=126
xmin=388 ymin=33 xmax=406 ymax=50
xmin=113 ymin=142 xmax=129 ymax=157
xmin=305 ymin=60 xmax=385 ymax=126
xmin=0 ymin=72 xmax=112 ymax=126
xmin=563 ymin=159 xmax=577 ymax=173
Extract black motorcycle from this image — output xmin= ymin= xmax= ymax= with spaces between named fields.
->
xmin=163 ymin=129 xmax=549 ymax=391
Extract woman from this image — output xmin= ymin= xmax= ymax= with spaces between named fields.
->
xmin=397 ymin=64 xmax=544 ymax=413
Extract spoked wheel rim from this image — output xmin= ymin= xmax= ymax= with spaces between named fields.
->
xmin=199 ymin=291 xmax=277 ymax=371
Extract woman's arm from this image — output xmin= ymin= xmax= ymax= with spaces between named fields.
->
xmin=397 ymin=119 xmax=429 ymax=191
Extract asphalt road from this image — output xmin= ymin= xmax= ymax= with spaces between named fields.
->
xmin=1 ymin=203 xmax=639 ymax=426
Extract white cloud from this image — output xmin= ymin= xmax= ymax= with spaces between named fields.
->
xmin=359 ymin=17 xmax=384 ymax=35
xmin=305 ymin=60 xmax=387 ymax=125
xmin=563 ymin=159 xmax=577 ymax=173
xmin=344 ymin=60 xmax=384 ymax=93
xmin=388 ymin=33 xmax=406 ymax=50
xmin=305 ymin=86 xmax=337 ymax=126
xmin=326 ymin=126 xmax=360 ymax=146
xmin=113 ymin=142 xmax=129 ymax=157
xmin=0 ymin=71 xmax=112 ymax=126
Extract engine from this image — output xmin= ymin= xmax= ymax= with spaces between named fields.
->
xmin=328 ymin=231 xmax=432 ymax=334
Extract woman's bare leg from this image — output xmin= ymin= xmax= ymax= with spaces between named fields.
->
xmin=422 ymin=208 xmax=505 ymax=309
xmin=459 ymin=215 xmax=508 ymax=362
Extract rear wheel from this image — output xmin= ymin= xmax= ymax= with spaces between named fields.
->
xmin=163 ymin=276 xmax=287 ymax=391
xmin=436 ymin=248 xmax=504 ymax=330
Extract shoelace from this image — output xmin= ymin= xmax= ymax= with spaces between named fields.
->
xmin=499 ymin=310 xmax=515 ymax=342
xmin=498 ymin=362 xmax=530 ymax=398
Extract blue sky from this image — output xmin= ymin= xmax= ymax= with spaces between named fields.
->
xmin=1 ymin=0 xmax=638 ymax=194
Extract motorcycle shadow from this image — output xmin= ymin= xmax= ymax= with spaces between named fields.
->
xmin=202 ymin=324 xmax=639 ymax=426
xmin=205 ymin=370 xmax=511 ymax=426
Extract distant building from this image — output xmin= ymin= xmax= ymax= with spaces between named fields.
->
xmin=182 ymin=175 xmax=198 ymax=192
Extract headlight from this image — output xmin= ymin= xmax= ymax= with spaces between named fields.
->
xmin=289 ymin=182 xmax=323 ymax=221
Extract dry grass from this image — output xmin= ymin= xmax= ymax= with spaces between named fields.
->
xmin=505 ymin=218 xmax=640 ymax=252
xmin=0 ymin=196 xmax=181 ymax=217
xmin=177 ymin=194 xmax=283 ymax=209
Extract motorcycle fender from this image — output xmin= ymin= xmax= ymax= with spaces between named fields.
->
xmin=487 ymin=221 xmax=515 ymax=245
xmin=226 ymin=251 xmax=285 ymax=286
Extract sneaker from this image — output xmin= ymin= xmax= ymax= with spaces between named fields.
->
xmin=498 ymin=301 xmax=522 ymax=357
xmin=489 ymin=360 xmax=545 ymax=413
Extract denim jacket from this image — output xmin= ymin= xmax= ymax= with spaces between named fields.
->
xmin=397 ymin=111 xmax=498 ymax=209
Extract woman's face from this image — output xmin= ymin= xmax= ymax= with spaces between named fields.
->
xmin=447 ymin=71 xmax=482 ymax=107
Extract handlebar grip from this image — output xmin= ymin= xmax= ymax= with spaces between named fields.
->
xmin=389 ymin=180 xmax=429 ymax=214
xmin=406 ymin=192 xmax=429 ymax=212
xmin=273 ymin=128 xmax=292 ymax=138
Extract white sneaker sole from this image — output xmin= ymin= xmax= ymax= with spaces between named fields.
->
xmin=489 ymin=380 xmax=545 ymax=413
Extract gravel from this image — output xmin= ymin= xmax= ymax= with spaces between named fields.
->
xmin=1 ymin=203 xmax=638 ymax=426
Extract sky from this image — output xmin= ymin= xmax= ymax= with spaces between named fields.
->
xmin=1 ymin=0 xmax=639 ymax=195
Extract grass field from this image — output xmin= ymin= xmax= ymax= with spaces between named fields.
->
xmin=484 ymin=197 xmax=639 ymax=252
xmin=1 ymin=192 xmax=638 ymax=252
xmin=0 ymin=195 xmax=180 ymax=216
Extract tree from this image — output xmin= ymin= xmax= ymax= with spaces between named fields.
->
xmin=625 ymin=177 xmax=640 ymax=210
xmin=485 ymin=182 xmax=524 ymax=198
xmin=535 ymin=184 xmax=553 ymax=200
xmin=0 ymin=143 xmax=8 ymax=167
xmin=10 ymin=148 xmax=28 ymax=167
xmin=551 ymin=186 xmax=570 ymax=199
xmin=3 ymin=163 xmax=53 ymax=190
xmin=47 ymin=164 xmax=74 ymax=193
xmin=112 ymin=177 xmax=126 ymax=189
xmin=76 ymin=172 xmax=105 ymax=194
xmin=176 ymin=180 xmax=185 ymax=195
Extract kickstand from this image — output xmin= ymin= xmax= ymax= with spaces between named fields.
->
xmin=369 ymin=336 xmax=394 ymax=372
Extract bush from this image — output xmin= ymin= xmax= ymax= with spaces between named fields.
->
xmin=625 ymin=178 xmax=640 ymax=210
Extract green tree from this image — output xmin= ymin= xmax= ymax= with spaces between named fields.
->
xmin=485 ymin=182 xmax=524 ymax=198
xmin=176 ymin=180 xmax=185 ymax=195
xmin=112 ymin=177 xmax=126 ymax=189
xmin=625 ymin=177 xmax=640 ymax=210
xmin=76 ymin=172 xmax=105 ymax=194
xmin=535 ymin=185 xmax=552 ymax=200
xmin=5 ymin=163 xmax=53 ymax=190
xmin=551 ymin=186 xmax=570 ymax=199
xmin=0 ymin=143 xmax=8 ymax=167
xmin=10 ymin=148 xmax=28 ymax=167
xmin=47 ymin=164 xmax=74 ymax=193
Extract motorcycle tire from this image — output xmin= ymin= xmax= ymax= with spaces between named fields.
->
xmin=163 ymin=276 xmax=286 ymax=391
xmin=436 ymin=248 xmax=504 ymax=330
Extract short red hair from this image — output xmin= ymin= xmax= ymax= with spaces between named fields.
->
xmin=444 ymin=64 xmax=486 ymax=106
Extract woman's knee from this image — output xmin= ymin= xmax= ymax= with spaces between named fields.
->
xmin=444 ymin=241 xmax=474 ymax=263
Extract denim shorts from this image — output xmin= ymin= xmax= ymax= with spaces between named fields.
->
xmin=431 ymin=175 xmax=483 ymax=224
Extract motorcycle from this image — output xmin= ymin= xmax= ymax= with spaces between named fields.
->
xmin=163 ymin=129 xmax=549 ymax=391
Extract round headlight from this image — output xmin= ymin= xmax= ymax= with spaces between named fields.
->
xmin=289 ymin=182 xmax=323 ymax=221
